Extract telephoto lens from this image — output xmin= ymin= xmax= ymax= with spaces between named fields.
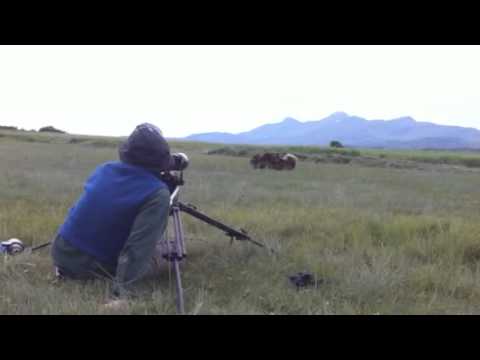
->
xmin=172 ymin=153 xmax=189 ymax=171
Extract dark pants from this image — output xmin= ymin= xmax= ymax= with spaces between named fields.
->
xmin=51 ymin=234 xmax=166 ymax=281
xmin=51 ymin=234 xmax=117 ymax=280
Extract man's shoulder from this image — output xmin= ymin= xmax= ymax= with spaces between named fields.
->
xmin=91 ymin=161 xmax=118 ymax=172
xmin=96 ymin=161 xmax=141 ymax=174
xmin=100 ymin=161 xmax=121 ymax=168
xmin=103 ymin=162 xmax=167 ymax=186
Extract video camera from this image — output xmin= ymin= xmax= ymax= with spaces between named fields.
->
xmin=159 ymin=152 xmax=189 ymax=192
xmin=171 ymin=152 xmax=189 ymax=172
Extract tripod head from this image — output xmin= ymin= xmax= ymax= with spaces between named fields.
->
xmin=158 ymin=152 xmax=189 ymax=198
xmin=160 ymin=170 xmax=184 ymax=197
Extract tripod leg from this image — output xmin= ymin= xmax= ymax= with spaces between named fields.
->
xmin=172 ymin=207 xmax=186 ymax=258
xmin=173 ymin=259 xmax=185 ymax=314
xmin=171 ymin=207 xmax=186 ymax=314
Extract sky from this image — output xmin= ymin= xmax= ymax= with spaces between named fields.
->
xmin=0 ymin=45 xmax=479 ymax=138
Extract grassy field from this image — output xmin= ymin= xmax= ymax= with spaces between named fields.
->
xmin=2 ymin=129 xmax=480 ymax=314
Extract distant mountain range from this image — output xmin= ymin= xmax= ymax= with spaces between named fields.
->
xmin=185 ymin=112 xmax=480 ymax=149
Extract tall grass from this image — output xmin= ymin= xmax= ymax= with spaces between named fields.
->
xmin=2 ymin=132 xmax=480 ymax=314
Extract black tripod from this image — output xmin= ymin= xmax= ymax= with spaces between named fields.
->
xmin=160 ymin=174 xmax=263 ymax=314
xmin=160 ymin=191 xmax=187 ymax=314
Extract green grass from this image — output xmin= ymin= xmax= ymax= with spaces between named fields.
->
xmin=360 ymin=148 xmax=480 ymax=168
xmin=3 ymin=130 xmax=480 ymax=314
xmin=205 ymin=142 xmax=480 ymax=169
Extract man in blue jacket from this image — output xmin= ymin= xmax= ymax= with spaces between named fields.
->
xmin=51 ymin=123 xmax=187 ymax=300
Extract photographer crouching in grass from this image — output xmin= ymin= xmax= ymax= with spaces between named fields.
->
xmin=51 ymin=123 xmax=188 ymax=310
